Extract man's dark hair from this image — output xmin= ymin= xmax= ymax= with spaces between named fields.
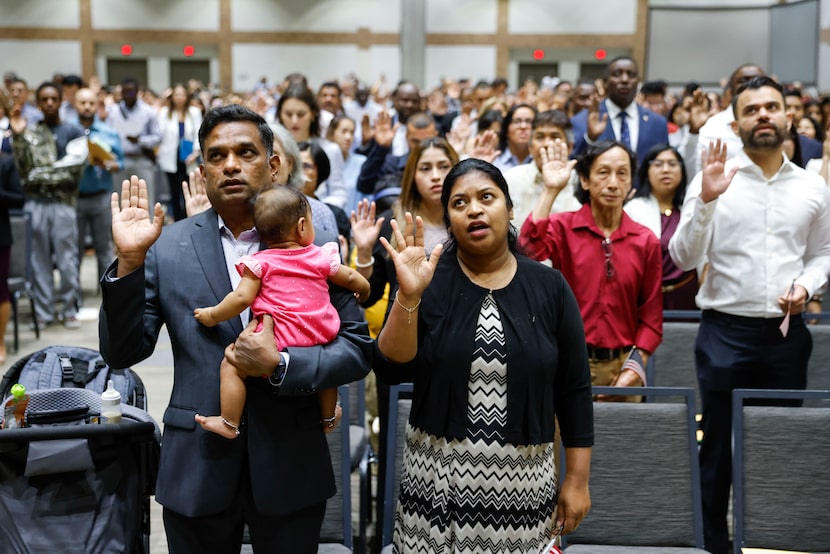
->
xmin=731 ymin=75 xmax=783 ymax=118
xmin=62 ymin=74 xmax=84 ymax=87
xmin=725 ymin=64 xmax=764 ymax=96
xmin=605 ymin=55 xmax=637 ymax=77
xmin=784 ymin=89 xmax=803 ymax=99
xmin=121 ymin=77 xmax=140 ymax=88
xmin=35 ymin=81 xmax=62 ymax=100
xmin=491 ymin=77 xmax=508 ymax=89
xmin=640 ymin=80 xmax=667 ymax=96
xmin=198 ymin=104 xmax=274 ymax=158
xmin=406 ymin=111 xmax=436 ymax=130
xmin=533 ymin=109 xmax=571 ymax=131
xmin=319 ymin=81 xmax=341 ymax=95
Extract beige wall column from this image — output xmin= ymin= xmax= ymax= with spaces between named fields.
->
xmin=401 ymin=0 xmax=426 ymax=88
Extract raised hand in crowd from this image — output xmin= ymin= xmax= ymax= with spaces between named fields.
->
xmin=350 ymin=199 xmax=385 ymax=277
xmin=360 ymin=114 xmax=374 ymax=147
xmin=111 ymin=175 xmax=165 ymax=277
xmin=687 ymin=88 xmax=711 ymax=134
xmin=373 ymin=110 xmax=398 ymax=149
xmin=183 ymin=170 xmax=210 ymax=218
xmin=586 ymin=86 xmax=609 ymax=141
xmin=699 ymin=139 xmax=739 ymax=203
xmin=446 ymin=113 xmax=473 ymax=154
xmin=540 ymin=140 xmax=577 ymax=192
xmin=467 ymin=129 xmax=501 ymax=164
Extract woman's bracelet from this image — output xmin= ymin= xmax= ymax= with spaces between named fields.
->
xmin=354 ymin=255 xmax=375 ymax=269
xmin=321 ymin=414 xmax=337 ymax=428
xmin=394 ymin=291 xmax=421 ymax=325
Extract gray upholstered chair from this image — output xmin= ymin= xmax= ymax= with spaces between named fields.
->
xmin=564 ymin=387 xmax=707 ymax=553
xmin=379 ymin=383 xmax=413 ymax=554
xmin=317 ymin=384 xmax=354 ymax=553
xmin=7 ymin=210 xmax=39 ymax=352
xmin=732 ymin=388 xmax=830 ymax=554
xmin=650 ymin=322 xmax=701 ymax=414
xmin=806 ymin=324 xmax=830 ymax=406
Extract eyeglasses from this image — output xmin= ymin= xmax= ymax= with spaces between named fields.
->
xmin=648 ymin=159 xmax=680 ymax=169
xmin=511 ymin=118 xmax=534 ymax=127
xmin=602 ymin=238 xmax=614 ymax=278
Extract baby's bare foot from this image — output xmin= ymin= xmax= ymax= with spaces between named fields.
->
xmin=195 ymin=414 xmax=240 ymax=439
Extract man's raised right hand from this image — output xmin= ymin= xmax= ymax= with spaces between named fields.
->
xmin=111 ymin=175 xmax=165 ymax=277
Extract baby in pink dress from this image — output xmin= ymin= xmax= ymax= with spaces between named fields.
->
xmin=194 ymin=186 xmax=370 ymax=439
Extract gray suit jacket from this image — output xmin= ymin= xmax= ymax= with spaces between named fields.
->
xmin=99 ymin=208 xmax=372 ymax=517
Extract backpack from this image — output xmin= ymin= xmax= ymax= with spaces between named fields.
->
xmin=0 ymin=345 xmax=146 ymax=410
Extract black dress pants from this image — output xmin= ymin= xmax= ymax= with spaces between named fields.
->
xmin=695 ymin=310 xmax=810 ymax=554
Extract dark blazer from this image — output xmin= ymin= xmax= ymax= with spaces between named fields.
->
xmin=0 ymin=154 xmax=24 ymax=247
xmin=799 ymin=134 xmax=822 ymax=165
xmin=99 ymin=208 xmax=372 ymax=518
xmin=355 ymin=140 xmax=407 ymax=195
xmin=571 ymin=101 xmax=669 ymax=168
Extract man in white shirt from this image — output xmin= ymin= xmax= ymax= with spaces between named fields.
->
xmin=503 ymin=109 xmax=581 ymax=225
xmin=669 ymin=76 xmax=830 ymax=554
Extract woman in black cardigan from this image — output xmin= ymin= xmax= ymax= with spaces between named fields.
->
xmin=0 ymin=153 xmax=25 ymax=363
xmin=374 ymin=158 xmax=593 ymax=553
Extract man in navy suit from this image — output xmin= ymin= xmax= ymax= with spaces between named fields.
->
xmin=571 ymin=56 xmax=668 ymax=176
xmin=99 ymin=105 xmax=372 ymax=553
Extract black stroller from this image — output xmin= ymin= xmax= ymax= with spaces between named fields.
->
xmin=0 ymin=347 xmax=160 ymax=554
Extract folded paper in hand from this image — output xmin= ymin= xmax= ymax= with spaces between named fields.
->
xmin=88 ymin=137 xmax=115 ymax=165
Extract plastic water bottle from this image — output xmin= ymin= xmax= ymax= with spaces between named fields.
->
xmin=3 ymin=384 xmax=29 ymax=429
xmin=100 ymin=380 xmax=122 ymax=424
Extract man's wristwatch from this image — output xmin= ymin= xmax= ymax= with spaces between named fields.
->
xmin=268 ymin=353 xmax=288 ymax=388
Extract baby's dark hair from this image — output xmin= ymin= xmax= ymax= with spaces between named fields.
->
xmin=253 ymin=186 xmax=311 ymax=244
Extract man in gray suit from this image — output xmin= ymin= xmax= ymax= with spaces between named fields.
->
xmin=99 ymin=105 xmax=371 ymax=553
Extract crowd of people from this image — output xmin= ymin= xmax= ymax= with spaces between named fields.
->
xmin=1 ymin=57 xmax=829 ymax=554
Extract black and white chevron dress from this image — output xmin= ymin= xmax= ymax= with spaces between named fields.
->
xmin=394 ymin=293 xmax=558 ymax=553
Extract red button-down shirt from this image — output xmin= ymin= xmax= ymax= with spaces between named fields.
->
xmin=520 ymin=204 xmax=663 ymax=353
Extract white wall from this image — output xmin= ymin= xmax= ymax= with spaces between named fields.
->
xmin=426 ymin=0 xmax=498 ymax=33
xmin=0 ymin=0 xmax=79 ymax=27
xmin=232 ymin=44 xmax=400 ymax=92
xmin=508 ymin=0 xmax=638 ymax=33
xmin=425 ymin=46 xmax=498 ymax=89
xmin=91 ymin=0 xmax=219 ymax=30
xmin=0 ymin=40 xmax=82 ymax=85
xmin=232 ymin=0 xmax=399 ymax=32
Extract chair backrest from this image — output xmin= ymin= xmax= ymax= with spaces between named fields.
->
xmin=806 ymin=324 xmax=830 ymax=406
xmin=732 ymin=388 xmax=830 ymax=553
xmin=318 ymin=384 xmax=353 ymax=550
xmin=564 ymin=387 xmax=704 ymax=549
xmin=8 ymin=210 xmax=32 ymax=285
xmin=651 ymin=322 xmax=701 ymax=413
xmin=380 ymin=383 xmax=413 ymax=549
xmin=347 ymin=378 xmax=366 ymax=427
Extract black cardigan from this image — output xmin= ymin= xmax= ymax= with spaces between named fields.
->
xmin=373 ymin=253 xmax=594 ymax=447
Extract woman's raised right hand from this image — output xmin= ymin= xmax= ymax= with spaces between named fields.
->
xmin=379 ymin=212 xmax=442 ymax=299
